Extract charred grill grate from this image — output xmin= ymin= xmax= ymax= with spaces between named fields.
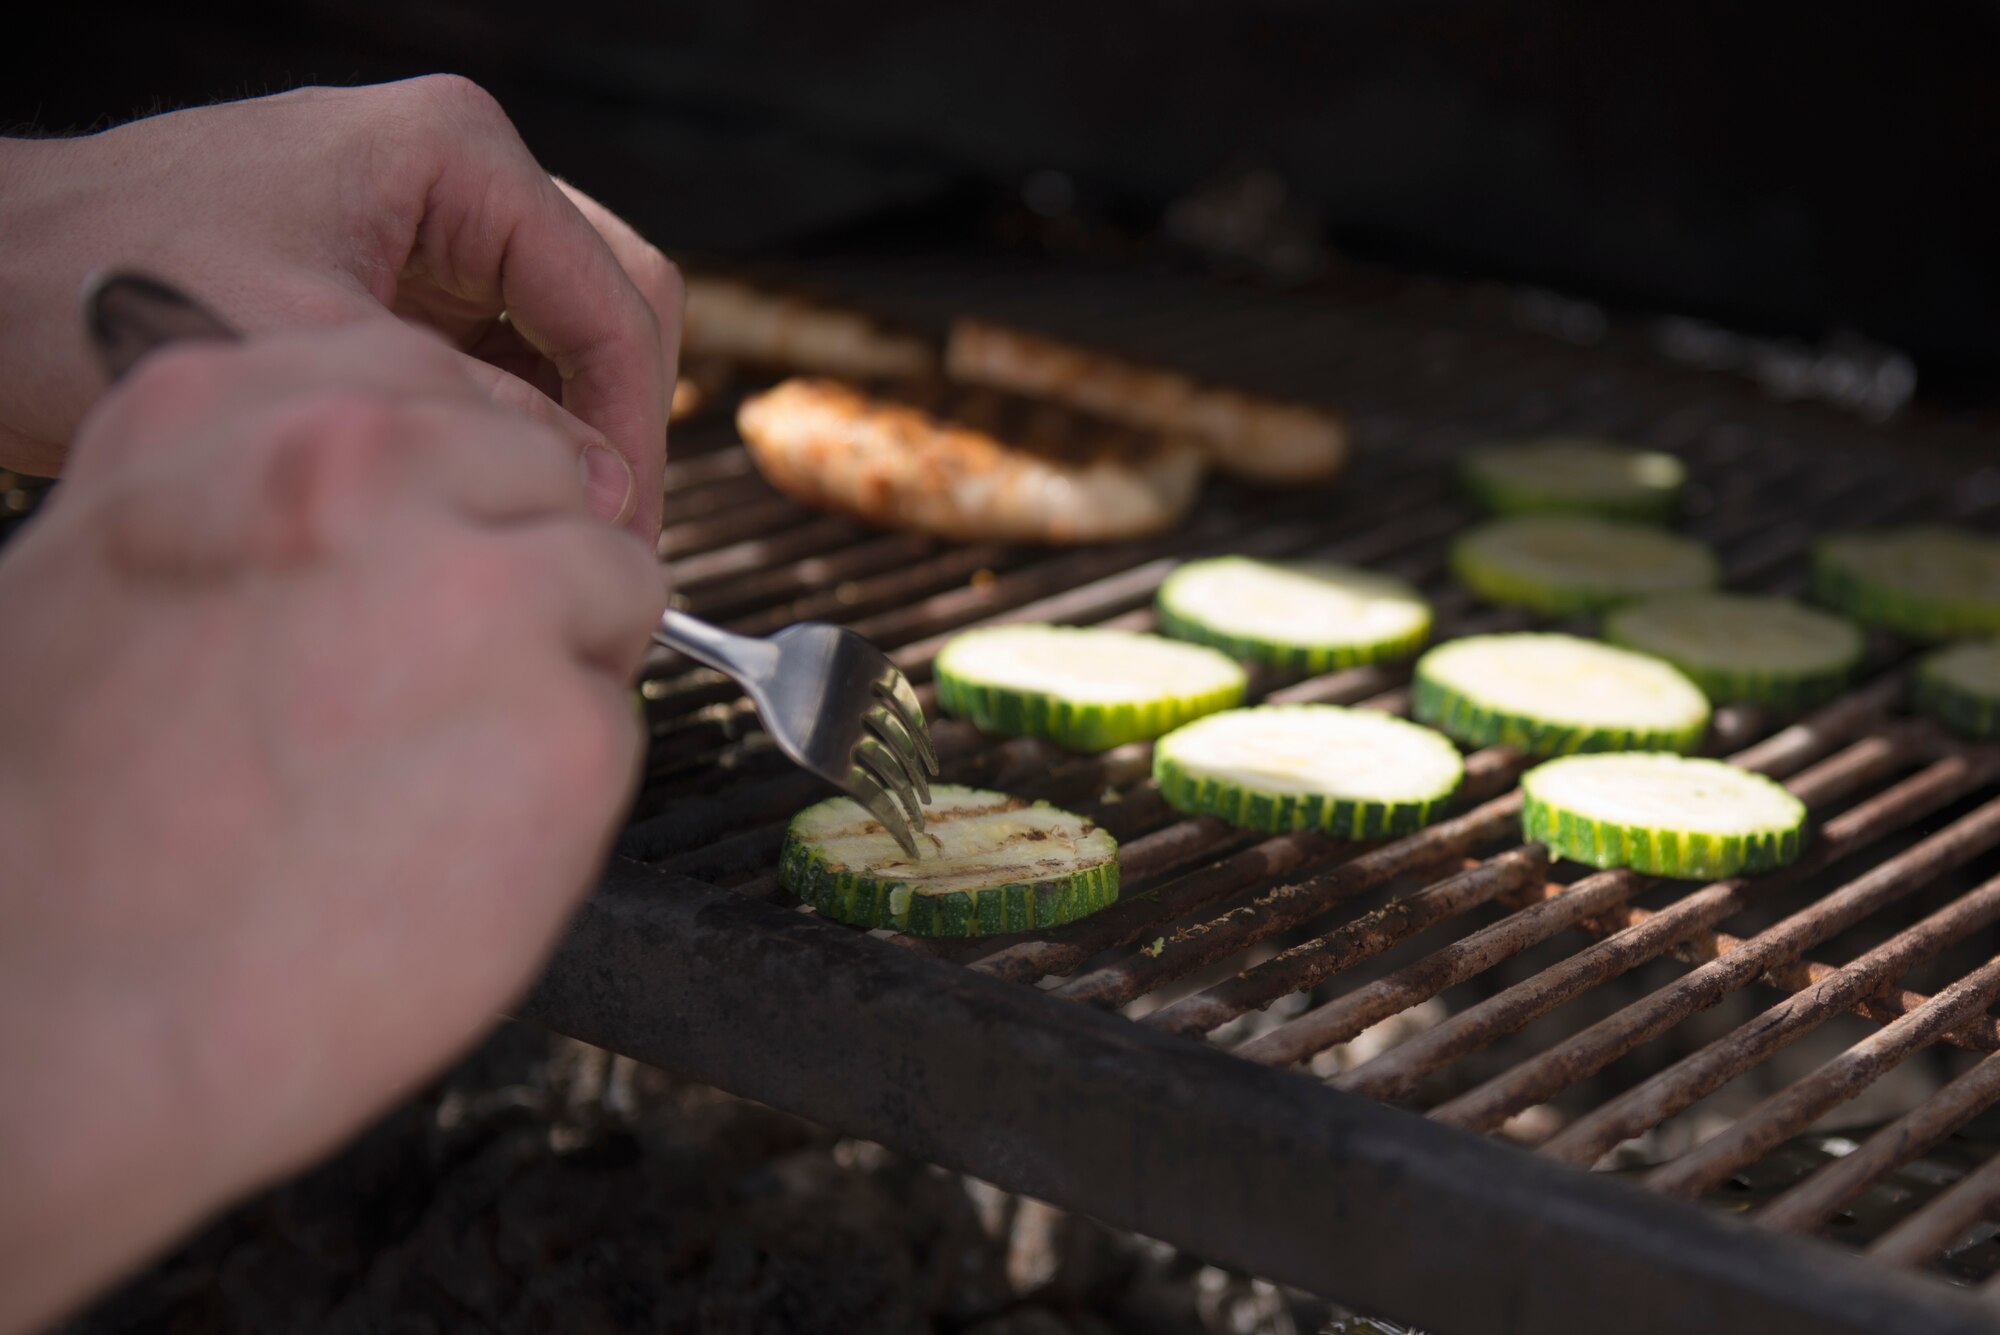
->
xmin=529 ymin=252 xmax=2000 ymax=1335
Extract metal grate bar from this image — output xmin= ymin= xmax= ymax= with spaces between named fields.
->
xmin=1327 ymin=749 xmax=1981 ymax=1102
xmin=1646 ymin=954 xmax=2000 ymax=1200
xmin=1221 ymin=730 xmax=1909 ymax=1066
xmin=1755 ymin=1052 xmax=2000 ymax=1235
xmin=1525 ymin=864 xmax=2000 ymax=1164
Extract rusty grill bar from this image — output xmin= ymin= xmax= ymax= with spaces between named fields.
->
xmin=522 ymin=254 xmax=2000 ymax=1335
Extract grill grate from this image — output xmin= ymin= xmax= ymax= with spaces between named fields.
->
xmin=549 ymin=251 xmax=2000 ymax=1332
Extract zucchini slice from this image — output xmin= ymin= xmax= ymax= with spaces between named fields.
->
xmin=1155 ymin=556 xmax=1433 ymax=673
xmin=1913 ymin=639 xmax=2000 ymax=739
xmin=782 ymin=785 xmax=1119 ymax=935
xmin=1522 ymin=752 xmax=1808 ymax=879
xmin=1814 ymin=526 xmax=2000 ymax=641
xmin=934 ymin=623 xmax=1246 ymax=751
xmin=1154 ymin=704 xmax=1463 ymax=838
xmin=1451 ymin=514 xmax=1720 ymax=615
xmin=1460 ymin=437 xmax=1686 ymax=522
xmin=1413 ymin=633 xmax=1710 ymax=756
xmin=1603 ymin=592 xmax=1865 ymax=710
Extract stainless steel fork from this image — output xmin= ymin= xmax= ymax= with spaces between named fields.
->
xmin=82 ymin=270 xmax=941 ymax=857
xmin=652 ymin=611 xmax=938 ymax=856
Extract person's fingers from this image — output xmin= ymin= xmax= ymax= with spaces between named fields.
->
xmin=94 ymin=387 xmax=596 ymax=578
xmin=450 ymin=353 xmax=633 ymax=526
xmin=70 ymin=321 xmax=483 ymax=486
xmin=487 ymin=515 xmax=668 ymax=679
xmin=402 ymin=83 xmax=667 ymax=537
xmin=553 ymin=179 xmax=686 ymax=400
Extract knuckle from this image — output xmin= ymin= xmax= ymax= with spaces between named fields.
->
xmin=403 ymin=73 xmax=510 ymax=133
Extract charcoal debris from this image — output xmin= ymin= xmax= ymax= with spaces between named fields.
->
xmin=63 ymin=1024 xmax=1342 ymax=1335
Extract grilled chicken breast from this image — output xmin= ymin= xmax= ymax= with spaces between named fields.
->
xmin=685 ymin=276 xmax=939 ymax=380
xmin=945 ymin=319 xmax=1347 ymax=484
xmin=736 ymin=378 xmax=1206 ymax=544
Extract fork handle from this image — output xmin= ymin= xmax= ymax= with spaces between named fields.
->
xmin=652 ymin=608 xmax=778 ymax=682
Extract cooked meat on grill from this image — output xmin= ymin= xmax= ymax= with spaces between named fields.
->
xmin=735 ymin=377 xmax=1206 ymax=544
xmin=684 ymin=276 xmax=939 ymax=379
xmin=945 ymin=318 xmax=1347 ymax=484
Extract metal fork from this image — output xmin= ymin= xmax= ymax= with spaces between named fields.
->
xmin=652 ymin=611 xmax=938 ymax=856
xmin=81 ymin=270 xmax=941 ymax=856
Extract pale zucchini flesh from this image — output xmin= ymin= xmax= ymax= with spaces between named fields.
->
xmin=1913 ymin=639 xmax=2000 ymax=739
xmin=1155 ymin=556 xmax=1432 ymax=673
xmin=1451 ymin=514 xmax=1719 ymax=615
xmin=1413 ymin=633 xmax=1711 ymax=756
xmin=1154 ymin=705 xmax=1464 ymax=838
xmin=934 ymin=623 xmax=1246 ymax=751
xmin=1603 ymin=592 xmax=1865 ymax=710
xmin=1522 ymin=753 xmax=1808 ymax=879
xmin=781 ymin=785 xmax=1118 ymax=935
xmin=1814 ymin=526 xmax=2000 ymax=641
xmin=1460 ymin=437 xmax=1686 ymax=522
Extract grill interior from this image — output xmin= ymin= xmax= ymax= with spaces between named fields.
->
xmin=618 ymin=247 xmax=2000 ymax=1317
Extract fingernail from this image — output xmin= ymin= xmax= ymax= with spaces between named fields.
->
xmin=578 ymin=443 xmax=635 ymax=525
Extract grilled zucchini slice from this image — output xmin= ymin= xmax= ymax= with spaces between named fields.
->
xmin=1451 ymin=514 xmax=1719 ymax=615
xmin=1522 ymin=753 xmax=1808 ymax=879
xmin=1155 ymin=556 xmax=1432 ymax=673
xmin=1460 ymin=437 xmax=1686 ymax=522
xmin=1913 ymin=639 xmax=2000 ymax=739
xmin=1154 ymin=705 xmax=1463 ymax=838
xmin=1413 ymin=633 xmax=1710 ymax=756
xmin=1603 ymin=592 xmax=1865 ymax=710
xmin=1814 ymin=526 xmax=2000 ymax=641
xmin=934 ymin=623 xmax=1246 ymax=751
xmin=782 ymin=785 xmax=1118 ymax=935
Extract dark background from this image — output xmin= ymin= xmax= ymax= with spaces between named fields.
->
xmin=7 ymin=0 xmax=2000 ymax=387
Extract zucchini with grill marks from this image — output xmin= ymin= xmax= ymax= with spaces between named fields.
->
xmin=1814 ymin=526 xmax=2000 ymax=641
xmin=934 ymin=623 xmax=1246 ymax=751
xmin=1451 ymin=514 xmax=1719 ymax=615
xmin=1522 ymin=753 xmax=1808 ymax=879
xmin=1413 ymin=633 xmax=1710 ymax=756
xmin=1460 ymin=437 xmax=1686 ymax=522
xmin=1155 ymin=556 xmax=1432 ymax=673
xmin=1154 ymin=705 xmax=1463 ymax=838
xmin=1603 ymin=592 xmax=1865 ymax=711
xmin=782 ymin=785 xmax=1118 ymax=935
xmin=1914 ymin=639 xmax=2000 ymax=739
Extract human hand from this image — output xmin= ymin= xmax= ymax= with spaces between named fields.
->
xmin=0 ymin=321 xmax=666 ymax=1333
xmin=0 ymin=76 xmax=681 ymax=534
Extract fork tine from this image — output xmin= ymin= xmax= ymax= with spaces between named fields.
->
xmin=854 ymin=736 xmax=925 ymax=833
xmin=866 ymin=707 xmax=931 ymax=805
xmin=874 ymin=670 xmax=938 ymax=776
xmin=845 ymin=767 xmax=920 ymax=859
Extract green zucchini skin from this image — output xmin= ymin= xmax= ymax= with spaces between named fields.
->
xmin=1913 ymin=643 xmax=2000 ymax=739
xmin=1410 ymin=672 xmax=1707 ymax=757
xmin=779 ymin=786 xmax=1121 ymax=936
xmin=1153 ymin=557 xmax=1433 ymax=674
xmin=1153 ymin=601 xmax=1430 ymax=676
xmin=1521 ymin=790 xmax=1804 ymax=880
xmin=1601 ymin=594 xmax=1865 ymax=712
xmin=1449 ymin=516 xmax=1718 ymax=616
xmin=1153 ymin=755 xmax=1455 ymax=839
xmin=1813 ymin=558 xmax=2000 ymax=642
xmin=934 ymin=673 xmax=1244 ymax=751
xmin=783 ymin=840 xmax=1121 ymax=935
xmin=1458 ymin=439 xmax=1685 ymax=523
xmin=1812 ymin=529 xmax=2000 ymax=641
